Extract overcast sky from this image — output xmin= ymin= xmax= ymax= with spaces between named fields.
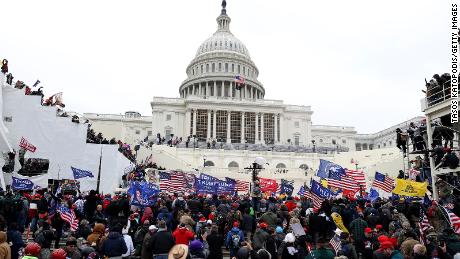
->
xmin=0 ymin=0 xmax=451 ymax=133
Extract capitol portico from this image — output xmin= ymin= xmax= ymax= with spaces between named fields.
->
xmin=151 ymin=3 xmax=313 ymax=147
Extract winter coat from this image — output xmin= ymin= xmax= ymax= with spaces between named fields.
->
xmin=6 ymin=229 xmax=23 ymax=259
xmin=87 ymin=223 xmax=105 ymax=246
xmin=140 ymin=232 xmax=152 ymax=259
xmin=101 ymin=232 xmax=128 ymax=257
xmin=173 ymin=227 xmax=195 ymax=245
xmin=252 ymin=229 xmax=270 ymax=250
xmin=149 ymin=229 xmax=175 ymax=255
xmin=206 ymin=232 xmax=224 ymax=259
xmin=225 ymin=227 xmax=244 ymax=248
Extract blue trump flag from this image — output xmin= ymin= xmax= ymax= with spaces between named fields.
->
xmin=280 ymin=179 xmax=294 ymax=195
xmin=311 ymin=180 xmax=334 ymax=199
xmin=11 ymin=176 xmax=34 ymax=190
xmin=368 ymin=188 xmax=379 ymax=202
xmin=128 ymin=181 xmax=160 ymax=206
xmin=71 ymin=167 xmax=94 ymax=179
xmin=316 ymin=159 xmax=345 ymax=179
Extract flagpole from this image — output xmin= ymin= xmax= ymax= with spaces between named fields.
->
xmin=96 ymin=144 xmax=103 ymax=193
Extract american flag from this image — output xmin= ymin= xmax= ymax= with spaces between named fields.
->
xmin=346 ymin=169 xmax=366 ymax=189
xmin=442 ymin=206 xmax=460 ymax=234
xmin=297 ymin=186 xmax=324 ymax=210
xmin=235 ymin=180 xmax=250 ymax=193
xmin=160 ymin=171 xmax=195 ymax=193
xmin=19 ymin=137 xmax=36 ymax=152
xmin=329 ymin=234 xmax=341 ymax=255
xmin=418 ymin=212 xmax=430 ymax=244
xmin=327 ymin=170 xmax=359 ymax=191
xmin=225 ymin=177 xmax=250 ymax=193
xmin=372 ymin=172 xmax=394 ymax=193
xmin=58 ymin=206 xmax=79 ymax=231
xmin=235 ymin=75 xmax=245 ymax=86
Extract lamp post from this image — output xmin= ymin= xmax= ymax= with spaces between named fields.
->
xmin=311 ymin=140 xmax=316 ymax=153
xmin=203 ymin=155 xmax=207 ymax=168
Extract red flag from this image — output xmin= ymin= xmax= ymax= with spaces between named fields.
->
xmin=19 ymin=137 xmax=36 ymax=152
xmin=259 ymin=177 xmax=277 ymax=193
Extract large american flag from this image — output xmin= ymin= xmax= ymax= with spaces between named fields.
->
xmin=346 ymin=169 xmax=366 ymax=189
xmin=372 ymin=172 xmax=394 ymax=193
xmin=327 ymin=170 xmax=359 ymax=191
xmin=300 ymin=187 xmax=324 ymax=210
xmin=329 ymin=234 xmax=341 ymax=255
xmin=159 ymin=171 xmax=188 ymax=193
xmin=442 ymin=206 xmax=460 ymax=234
xmin=58 ymin=206 xmax=79 ymax=231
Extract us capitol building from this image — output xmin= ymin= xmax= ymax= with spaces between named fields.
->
xmin=84 ymin=2 xmax=422 ymax=176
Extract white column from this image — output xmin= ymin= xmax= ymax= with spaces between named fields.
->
xmin=192 ymin=109 xmax=197 ymax=136
xmin=207 ymin=110 xmax=211 ymax=139
xmin=199 ymin=83 xmax=202 ymax=96
xmin=213 ymin=81 xmax=217 ymax=97
xmin=221 ymin=81 xmax=225 ymax=97
xmin=279 ymin=114 xmax=284 ymax=144
xmin=206 ymin=81 xmax=209 ymax=97
xmin=255 ymin=113 xmax=259 ymax=143
xmin=185 ymin=109 xmax=191 ymax=137
xmin=274 ymin=114 xmax=278 ymax=144
xmin=261 ymin=113 xmax=265 ymax=144
xmin=241 ymin=112 xmax=245 ymax=143
xmin=226 ymin=111 xmax=231 ymax=143
xmin=212 ymin=110 xmax=217 ymax=139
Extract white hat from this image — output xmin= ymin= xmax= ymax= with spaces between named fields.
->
xmin=284 ymin=233 xmax=295 ymax=243
xmin=206 ymin=220 xmax=212 ymax=224
xmin=149 ymin=225 xmax=158 ymax=231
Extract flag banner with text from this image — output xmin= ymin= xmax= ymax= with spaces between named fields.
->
xmin=392 ymin=179 xmax=428 ymax=197
xmin=12 ymin=176 xmax=34 ymax=190
xmin=311 ymin=180 xmax=334 ymax=199
xmin=259 ymin=177 xmax=278 ymax=193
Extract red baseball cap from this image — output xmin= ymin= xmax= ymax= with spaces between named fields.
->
xmin=364 ymin=228 xmax=372 ymax=233
xmin=260 ymin=222 xmax=268 ymax=229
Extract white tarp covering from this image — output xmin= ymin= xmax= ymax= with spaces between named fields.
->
xmin=1 ymin=87 xmax=132 ymax=193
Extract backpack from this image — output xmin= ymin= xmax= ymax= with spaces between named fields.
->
xmin=229 ymin=231 xmax=241 ymax=249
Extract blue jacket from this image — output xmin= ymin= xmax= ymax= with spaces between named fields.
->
xmin=225 ymin=227 xmax=244 ymax=248
xmin=7 ymin=229 xmax=24 ymax=259
xmin=102 ymin=232 xmax=128 ymax=257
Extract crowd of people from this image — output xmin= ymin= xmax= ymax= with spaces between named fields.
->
xmin=0 ymin=178 xmax=458 ymax=259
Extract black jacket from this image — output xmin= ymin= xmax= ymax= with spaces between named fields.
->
xmin=149 ymin=230 xmax=175 ymax=255
xmin=206 ymin=232 xmax=224 ymax=259
xmin=101 ymin=232 xmax=128 ymax=257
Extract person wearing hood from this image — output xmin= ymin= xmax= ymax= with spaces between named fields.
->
xmin=0 ymin=231 xmax=11 ymax=259
xmin=140 ymin=207 xmax=153 ymax=225
xmin=101 ymin=224 xmax=128 ymax=258
xmin=173 ymin=223 xmax=195 ymax=245
xmin=87 ymin=223 xmax=106 ymax=246
xmin=189 ymin=238 xmax=210 ymax=259
xmin=226 ymin=221 xmax=244 ymax=258
xmin=331 ymin=212 xmax=349 ymax=234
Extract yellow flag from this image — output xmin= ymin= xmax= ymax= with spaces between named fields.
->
xmin=393 ymin=179 xmax=428 ymax=197
xmin=321 ymin=179 xmax=328 ymax=188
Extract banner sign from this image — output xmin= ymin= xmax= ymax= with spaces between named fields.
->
xmin=311 ymin=180 xmax=334 ymax=199
xmin=195 ymin=178 xmax=217 ymax=194
xmin=216 ymin=179 xmax=236 ymax=195
xmin=393 ymin=179 xmax=428 ymax=197
xmin=71 ymin=167 xmax=94 ymax=179
xmin=12 ymin=176 xmax=34 ymax=190
xmin=259 ymin=177 xmax=277 ymax=193
xmin=128 ymin=181 xmax=160 ymax=206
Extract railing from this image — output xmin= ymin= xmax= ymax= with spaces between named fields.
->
xmin=425 ymin=80 xmax=451 ymax=107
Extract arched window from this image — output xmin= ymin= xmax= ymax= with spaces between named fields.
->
xmin=276 ymin=163 xmax=287 ymax=169
xmin=319 ymin=139 xmax=323 ymax=143
xmin=228 ymin=161 xmax=239 ymax=168
xmin=299 ymin=164 xmax=309 ymax=170
xmin=232 ymin=64 xmax=235 ymax=72
xmin=212 ymin=63 xmax=215 ymax=72
xmin=238 ymin=65 xmax=241 ymax=74
xmin=200 ymin=65 xmax=203 ymax=74
xmin=206 ymin=64 xmax=209 ymax=73
xmin=204 ymin=161 xmax=215 ymax=167
xmin=225 ymin=63 xmax=228 ymax=72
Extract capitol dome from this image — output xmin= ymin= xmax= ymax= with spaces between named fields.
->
xmin=179 ymin=4 xmax=265 ymax=100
